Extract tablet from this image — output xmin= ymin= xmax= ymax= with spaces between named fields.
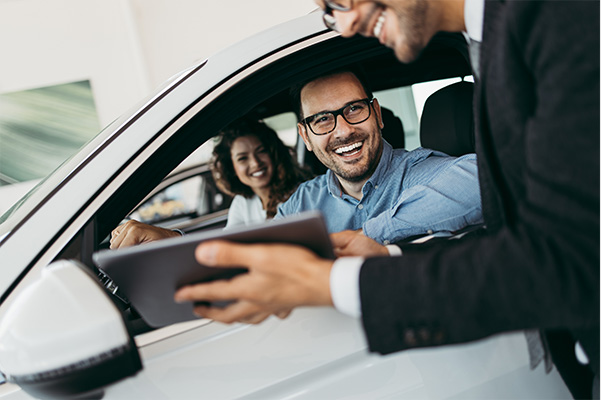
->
xmin=92 ymin=211 xmax=334 ymax=327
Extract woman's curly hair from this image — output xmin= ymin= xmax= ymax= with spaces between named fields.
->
xmin=211 ymin=118 xmax=312 ymax=218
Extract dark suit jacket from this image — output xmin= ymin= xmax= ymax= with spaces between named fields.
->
xmin=359 ymin=0 xmax=599 ymax=396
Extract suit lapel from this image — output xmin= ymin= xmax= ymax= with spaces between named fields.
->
xmin=471 ymin=0 xmax=506 ymax=231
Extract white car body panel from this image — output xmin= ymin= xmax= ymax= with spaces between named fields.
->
xmin=107 ymin=310 xmax=569 ymax=399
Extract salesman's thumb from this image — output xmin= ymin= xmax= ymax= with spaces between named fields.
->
xmin=195 ymin=240 xmax=251 ymax=268
xmin=195 ymin=241 xmax=220 ymax=266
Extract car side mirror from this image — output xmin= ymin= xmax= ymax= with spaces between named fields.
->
xmin=0 ymin=260 xmax=142 ymax=399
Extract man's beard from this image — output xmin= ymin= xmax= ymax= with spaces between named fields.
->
xmin=391 ymin=0 xmax=430 ymax=63
xmin=314 ymin=133 xmax=383 ymax=184
xmin=331 ymin=146 xmax=381 ymax=183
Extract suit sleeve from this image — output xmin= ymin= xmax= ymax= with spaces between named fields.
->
xmin=359 ymin=1 xmax=599 ymax=355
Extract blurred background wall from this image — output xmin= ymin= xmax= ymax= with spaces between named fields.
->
xmin=0 ymin=0 xmax=316 ymax=212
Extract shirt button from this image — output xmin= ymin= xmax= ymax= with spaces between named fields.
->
xmin=427 ymin=229 xmax=433 ymax=234
xmin=358 ymin=204 xmax=364 ymax=210
xmin=375 ymin=185 xmax=379 ymax=189
xmin=383 ymin=240 xmax=390 ymax=245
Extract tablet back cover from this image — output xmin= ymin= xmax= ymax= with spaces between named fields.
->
xmin=93 ymin=211 xmax=333 ymax=327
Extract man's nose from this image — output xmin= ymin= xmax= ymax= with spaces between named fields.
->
xmin=334 ymin=9 xmax=361 ymax=37
xmin=333 ymin=114 xmax=354 ymax=137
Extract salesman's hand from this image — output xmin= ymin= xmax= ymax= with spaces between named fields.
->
xmin=174 ymin=241 xmax=334 ymax=324
xmin=110 ymin=220 xmax=181 ymax=249
xmin=331 ymin=230 xmax=389 ymax=257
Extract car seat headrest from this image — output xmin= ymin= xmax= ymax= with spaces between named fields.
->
xmin=380 ymin=107 xmax=405 ymax=148
xmin=420 ymin=81 xmax=475 ymax=156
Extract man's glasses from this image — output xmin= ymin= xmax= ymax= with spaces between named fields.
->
xmin=322 ymin=0 xmax=353 ymax=31
xmin=302 ymin=98 xmax=374 ymax=135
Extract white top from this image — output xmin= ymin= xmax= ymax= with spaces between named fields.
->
xmin=330 ymin=0 xmax=485 ymax=318
xmin=225 ymin=194 xmax=267 ymax=228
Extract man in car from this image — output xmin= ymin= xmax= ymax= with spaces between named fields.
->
xmin=274 ymin=68 xmax=482 ymax=245
xmin=111 ymin=67 xmax=482 ymax=248
xmin=174 ymin=0 xmax=599 ymax=398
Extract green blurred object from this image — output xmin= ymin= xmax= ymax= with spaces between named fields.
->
xmin=0 ymin=80 xmax=100 ymax=185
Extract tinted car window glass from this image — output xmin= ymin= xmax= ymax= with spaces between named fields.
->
xmin=130 ymin=175 xmax=207 ymax=225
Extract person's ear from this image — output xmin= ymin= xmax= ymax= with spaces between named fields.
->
xmin=297 ymin=122 xmax=313 ymax=152
xmin=373 ymin=98 xmax=384 ymax=130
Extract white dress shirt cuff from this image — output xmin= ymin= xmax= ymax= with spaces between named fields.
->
xmin=330 ymin=257 xmax=364 ymax=318
xmin=385 ymin=244 xmax=402 ymax=256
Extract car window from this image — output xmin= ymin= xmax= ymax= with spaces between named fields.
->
xmin=263 ymin=112 xmax=298 ymax=147
xmin=125 ymin=117 xmax=298 ymax=232
xmin=374 ymin=85 xmax=420 ymax=150
xmin=129 ymin=174 xmax=223 ymax=226
xmin=139 ymin=79 xmax=475 ymax=229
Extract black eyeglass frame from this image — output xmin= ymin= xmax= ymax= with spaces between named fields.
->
xmin=301 ymin=97 xmax=375 ymax=135
xmin=322 ymin=0 xmax=353 ymax=31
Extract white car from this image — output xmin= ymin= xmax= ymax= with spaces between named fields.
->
xmin=0 ymin=11 xmax=571 ymax=399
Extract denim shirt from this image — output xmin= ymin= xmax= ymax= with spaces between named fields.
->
xmin=276 ymin=141 xmax=483 ymax=244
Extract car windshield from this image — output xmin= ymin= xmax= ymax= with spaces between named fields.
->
xmin=0 ymin=124 xmax=113 ymax=241
xmin=0 ymin=61 xmax=208 ymax=244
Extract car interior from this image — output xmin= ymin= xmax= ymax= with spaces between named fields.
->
xmin=53 ymin=32 xmax=475 ymax=334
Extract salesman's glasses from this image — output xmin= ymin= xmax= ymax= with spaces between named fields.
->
xmin=322 ymin=0 xmax=353 ymax=31
xmin=301 ymin=98 xmax=374 ymax=135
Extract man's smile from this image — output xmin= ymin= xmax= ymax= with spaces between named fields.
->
xmin=333 ymin=140 xmax=364 ymax=157
xmin=373 ymin=10 xmax=386 ymax=40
